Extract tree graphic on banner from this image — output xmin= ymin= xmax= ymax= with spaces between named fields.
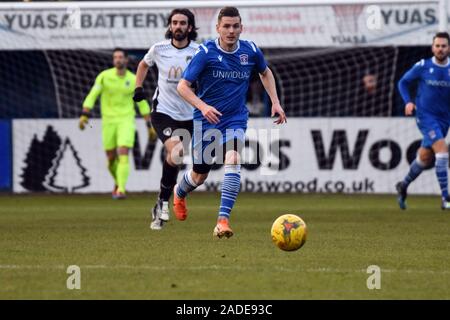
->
xmin=20 ymin=125 xmax=62 ymax=191
xmin=43 ymin=138 xmax=90 ymax=193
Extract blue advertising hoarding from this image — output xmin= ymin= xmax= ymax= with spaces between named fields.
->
xmin=0 ymin=120 xmax=12 ymax=190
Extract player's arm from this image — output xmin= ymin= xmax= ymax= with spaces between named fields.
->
xmin=398 ymin=60 xmax=423 ymax=116
xmin=133 ymin=60 xmax=149 ymax=102
xmin=259 ymin=67 xmax=287 ymax=124
xmin=134 ymin=46 xmax=155 ymax=102
xmin=133 ymin=47 xmax=157 ymax=139
xmin=178 ymin=45 xmax=222 ymax=124
xmin=177 ymin=79 xmax=222 ymax=124
xmin=252 ymin=41 xmax=286 ymax=124
xmin=80 ymin=72 xmax=103 ymax=130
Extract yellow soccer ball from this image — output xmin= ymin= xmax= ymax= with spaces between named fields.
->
xmin=271 ymin=214 xmax=307 ymax=251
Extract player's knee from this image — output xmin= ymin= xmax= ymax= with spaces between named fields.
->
xmin=106 ymin=151 xmax=117 ymax=162
xmin=117 ymin=146 xmax=129 ymax=155
xmin=166 ymin=142 xmax=184 ymax=167
xmin=418 ymin=155 xmax=432 ymax=167
xmin=191 ymin=171 xmax=208 ymax=185
xmin=165 ymin=156 xmax=176 ymax=167
xmin=436 ymin=144 xmax=448 ymax=154
xmin=225 ymin=150 xmax=240 ymax=165
xmin=432 ymin=139 xmax=448 ymax=154
xmin=417 ymin=148 xmax=433 ymax=166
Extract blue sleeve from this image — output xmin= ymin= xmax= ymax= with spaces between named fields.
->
xmin=398 ymin=60 xmax=423 ymax=104
xmin=255 ymin=45 xmax=268 ymax=73
xmin=183 ymin=45 xmax=208 ymax=83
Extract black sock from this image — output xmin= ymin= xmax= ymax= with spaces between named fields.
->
xmin=159 ymin=160 xmax=179 ymax=201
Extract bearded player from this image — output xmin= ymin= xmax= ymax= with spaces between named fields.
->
xmin=134 ymin=9 xmax=199 ymax=230
xmin=396 ymin=32 xmax=450 ymax=210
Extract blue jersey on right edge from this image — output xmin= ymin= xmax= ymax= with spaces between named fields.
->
xmin=398 ymin=57 xmax=450 ymax=121
xmin=182 ymin=38 xmax=268 ymax=124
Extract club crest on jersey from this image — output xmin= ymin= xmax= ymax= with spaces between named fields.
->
xmin=125 ymin=80 xmax=130 ymax=87
xmin=429 ymin=68 xmax=434 ymax=73
xmin=163 ymin=127 xmax=172 ymax=137
xmin=429 ymin=130 xmax=436 ymax=139
xmin=186 ymin=56 xmax=193 ymax=63
xmin=240 ymin=54 xmax=249 ymax=65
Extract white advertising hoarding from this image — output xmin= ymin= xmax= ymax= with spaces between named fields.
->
xmin=0 ymin=1 xmax=445 ymax=49
xmin=12 ymin=118 xmax=442 ymax=195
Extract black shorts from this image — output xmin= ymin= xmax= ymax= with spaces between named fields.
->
xmin=151 ymin=111 xmax=193 ymax=144
xmin=193 ymin=138 xmax=244 ymax=174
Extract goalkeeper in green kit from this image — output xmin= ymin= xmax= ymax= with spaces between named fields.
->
xmin=80 ymin=48 xmax=157 ymax=199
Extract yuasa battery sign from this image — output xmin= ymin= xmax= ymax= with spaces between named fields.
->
xmin=12 ymin=118 xmax=442 ymax=195
xmin=0 ymin=2 xmax=444 ymax=49
xmin=0 ymin=8 xmax=171 ymax=50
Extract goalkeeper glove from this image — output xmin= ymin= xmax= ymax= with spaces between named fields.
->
xmin=79 ymin=111 xmax=90 ymax=130
xmin=133 ymin=87 xmax=147 ymax=102
xmin=146 ymin=119 xmax=158 ymax=141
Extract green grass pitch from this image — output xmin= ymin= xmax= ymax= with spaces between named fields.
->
xmin=0 ymin=192 xmax=449 ymax=299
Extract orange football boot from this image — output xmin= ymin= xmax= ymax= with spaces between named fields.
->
xmin=173 ymin=185 xmax=188 ymax=221
xmin=213 ymin=217 xmax=233 ymax=239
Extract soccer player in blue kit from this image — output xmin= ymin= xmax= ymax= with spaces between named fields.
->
xmin=173 ymin=6 xmax=287 ymax=238
xmin=397 ymin=32 xmax=450 ymax=210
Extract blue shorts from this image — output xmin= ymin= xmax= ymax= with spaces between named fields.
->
xmin=192 ymin=117 xmax=247 ymax=174
xmin=416 ymin=116 xmax=449 ymax=149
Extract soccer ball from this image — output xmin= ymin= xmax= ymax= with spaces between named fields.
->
xmin=271 ymin=214 xmax=307 ymax=251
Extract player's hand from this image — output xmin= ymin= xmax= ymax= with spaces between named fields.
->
xmin=133 ymin=87 xmax=147 ymax=102
xmin=405 ymin=102 xmax=416 ymax=116
xmin=79 ymin=113 xmax=89 ymax=130
xmin=271 ymin=102 xmax=287 ymax=124
xmin=146 ymin=119 xmax=158 ymax=141
xmin=201 ymin=105 xmax=222 ymax=124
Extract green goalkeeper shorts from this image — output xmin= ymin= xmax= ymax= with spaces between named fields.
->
xmin=102 ymin=119 xmax=135 ymax=150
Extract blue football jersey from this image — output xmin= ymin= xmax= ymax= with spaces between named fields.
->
xmin=398 ymin=57 xmax=450 ymax=121
xmin=182 ymin=38 xmax=268 ymax=122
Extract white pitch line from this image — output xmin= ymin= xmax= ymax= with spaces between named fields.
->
xmin=0 ymin=265 xmax=66 ymax=269
xmin=0 ymin=265 xmax=449 ymax=275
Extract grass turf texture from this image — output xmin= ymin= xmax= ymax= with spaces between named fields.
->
xmin=0 ymin=193 xmax=449 ymax=299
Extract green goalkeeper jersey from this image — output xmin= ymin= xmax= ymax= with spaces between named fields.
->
xmin=83 ymin=67 xmax=150 ymax=122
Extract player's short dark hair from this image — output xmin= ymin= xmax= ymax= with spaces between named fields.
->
xmin=218 ymin=6 xmax=241 ymax=22
xmin=113 ymin=48 xmax=128 ymax=57
xmin=165 ymin=8 xmax=198 ymax=41
xmin=433 ymin=32 xmax=450 ymax=43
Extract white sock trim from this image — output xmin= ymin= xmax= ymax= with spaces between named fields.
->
xmin=224 ymin=164 xmax=241 ymax=174
xmin=185 ymin=169 xmax=198 ymax=187
xmin=415 ymin=156 xmax=426 ymax=167
xmin=436 ymin=153 xmax=449 ymax=159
